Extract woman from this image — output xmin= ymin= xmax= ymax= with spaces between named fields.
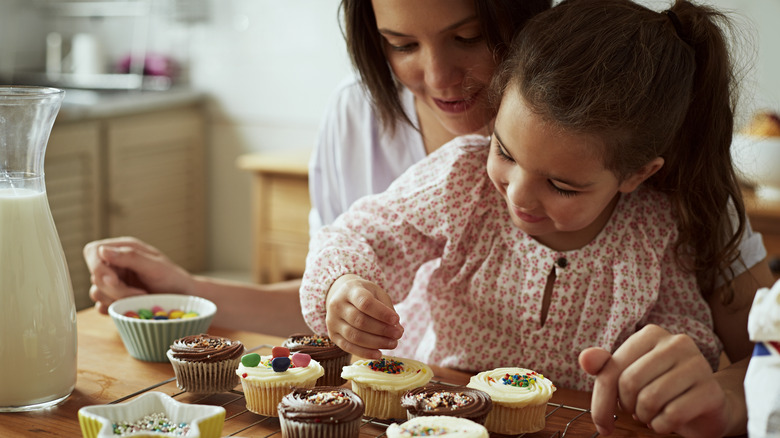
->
xmin=83 ymin=0 xmax=553 ymax=334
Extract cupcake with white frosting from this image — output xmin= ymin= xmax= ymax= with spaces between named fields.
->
xmin=386 ymin=415 xmax=488 ymax=437
xmin=236 ymin=347 xmax=324 ymax=416
xmin=341 ymin=356 xmax=433 ymax=420
xmin=466 ymin=367 xmax=555 ymax=434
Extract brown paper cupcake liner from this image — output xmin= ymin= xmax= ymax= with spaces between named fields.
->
xmin=350 ymin=383 xmax=406 ymax=420
xmin=317 ymin=354 xmax=351 ymax=387
xmin=278 ymin=416 xmax=361 ymax=438
xmin=167 ymin=351 xmax=241 ymax=394
xmin=239 ymin=377 xmax=319 ymax=417
xmin=484 ymin=402 xmax=547 ymax=435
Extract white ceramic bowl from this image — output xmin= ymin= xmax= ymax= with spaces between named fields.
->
xmin=732 ymin=134 xmax=780 ymax=200
xmin=78 ymin=391 xmax=225 ymax=438
xmin=108 ymin=294 xmax=216 ymax=362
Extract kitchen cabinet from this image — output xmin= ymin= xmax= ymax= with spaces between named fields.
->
xmin=46 ymin=104 xmax=206 ymax=310
xmin=237 ymin=151 xmax=311 ymax=284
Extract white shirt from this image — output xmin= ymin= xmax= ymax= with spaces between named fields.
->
xmin=308 ymin=76 xmax=426 ymax=233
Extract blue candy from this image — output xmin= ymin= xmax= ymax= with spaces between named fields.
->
xmin=271 ymin=356 xmax=291 ymax=372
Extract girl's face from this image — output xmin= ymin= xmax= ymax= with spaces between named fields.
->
xmin=372 ymin=0 xmax=497 ymax=137
xmin=486 ymin=87 xmax=659 ymax=250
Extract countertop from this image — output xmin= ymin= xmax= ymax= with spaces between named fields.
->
xmin=56 ymin=86 xmax=207 ymax=122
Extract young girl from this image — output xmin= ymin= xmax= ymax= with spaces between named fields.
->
xmin=301 ymin=0 xmax=768 ymax=435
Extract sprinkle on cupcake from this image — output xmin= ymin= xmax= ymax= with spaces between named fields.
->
xmin=414 ymin=392 xmax=473 ymax=411
xmin=368 ymin=357 xmax=404 ymax=374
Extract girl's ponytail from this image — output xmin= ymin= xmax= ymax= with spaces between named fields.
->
xmin=650 ymin=1 xmax=745 ymax=301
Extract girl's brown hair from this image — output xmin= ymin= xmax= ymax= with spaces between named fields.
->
xmin=494 ymin=0 xmax=745 ymax=301
xmin=340 ymin=0 xmax=552 ymax=133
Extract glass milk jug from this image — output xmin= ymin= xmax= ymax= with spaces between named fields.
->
xmin=0 ymin=86 xmax=77 ymax=411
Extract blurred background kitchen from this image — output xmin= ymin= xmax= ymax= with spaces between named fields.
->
xmin=0 ymin=0 xmax=778 ymax=311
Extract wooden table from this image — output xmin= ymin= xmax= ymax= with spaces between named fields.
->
xmin=0 ymin=308 xmax=678 ymax=437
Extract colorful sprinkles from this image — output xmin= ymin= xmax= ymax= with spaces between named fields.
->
xmin=500 ymin=371 xmax=543 ymax=388
xmin=398 ymin=425 xmax=449 ymax=436
xmin=111 ymin=412 xmax=190 ymax=436
xmin=123 ymin=306 xmax=198 ymax=320
xmin=295 ymin=334 xmax=334 ymax=347
xmin=367 ymin=357 xmax=405 ymax=374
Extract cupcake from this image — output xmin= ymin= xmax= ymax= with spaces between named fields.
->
xmin=166 ymin=334 xmax=245 ymax=394
xmin=236 ymin=346 xmax=324 ymax=416
xmin=277 ymin=386 xmax=365 ymax=438
xmin=466 ymin=367 xmax=555 ymax=435
xmin=283 ymin=333 xmax=351 ymax=386
xmin=341 ymin=356 xmax=432 ymax=420
xmin=401 ymin=384 xmax=492 ymax=424
xmin=385 ymin=416 xmax=489 ymax=437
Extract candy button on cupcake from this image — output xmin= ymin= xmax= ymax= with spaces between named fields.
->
xmin=466 ymin=367 xmax=555 ymax=435
xmin=341 ymin=356 xmax=433 ymax=420
xmin=236 ymin=346 xmax=324 ymax=417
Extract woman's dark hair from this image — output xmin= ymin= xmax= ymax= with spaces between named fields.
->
xmin=493 ymin=0 xmax=745 ymax=301
xmin=340 ymin=0 xmax=552 ymax=133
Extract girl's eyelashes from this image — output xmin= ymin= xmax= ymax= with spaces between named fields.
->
xmin=549 ymin=181 xmax=578 ymax=198
xmin=388 ymin=42 xmax=417 ymax=53
xmin=495 ymin=142 xmax=514 ymax=162
xmin=456 ymin=35 xmax=484 ymax=45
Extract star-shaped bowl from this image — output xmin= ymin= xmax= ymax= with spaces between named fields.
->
xmin=78 ymin=391 xmax=225 ymax=438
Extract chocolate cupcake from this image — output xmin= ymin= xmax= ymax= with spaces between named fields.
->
xmin=166 ymin=334 xmax=245 ymax=394
xmin=401 ymin=384 xmax=492 ymax=424
xmin=283 ymin=333 xmax=351 ymax=386
xmin=277 ymin=386 xmax=365 ymax=438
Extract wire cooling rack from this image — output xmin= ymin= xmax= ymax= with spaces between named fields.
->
xmin=108 ymin=344 xmax=600 ymax=438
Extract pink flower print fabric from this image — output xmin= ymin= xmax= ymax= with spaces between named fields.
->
xmin=300 ymin=134 xmax=722 ymax=391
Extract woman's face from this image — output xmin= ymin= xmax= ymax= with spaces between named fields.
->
xmin=372 ymin=0 xmax=497 ymax=137
xmin=486 ymin=86 xmax=653 ymax=250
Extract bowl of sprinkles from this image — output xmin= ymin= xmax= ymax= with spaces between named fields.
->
xmin=108 ymin=294 xmax=216 ymax=362
xmin=78 ymin=391 xmax=225 ymax=438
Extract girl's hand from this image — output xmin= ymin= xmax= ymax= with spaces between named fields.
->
xmin=83 ymin=237 xmax=194 ymax=314
xmin=325 ymin=274 xmax=404 ymax=359
xmin=579 ymin=324 xmax=729 ymax=437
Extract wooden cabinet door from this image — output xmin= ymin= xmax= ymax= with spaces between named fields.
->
xmin=46 ymin=121 xmax=102 ymax=310
xmin=105 ymin=107 xmax=206 ymax=273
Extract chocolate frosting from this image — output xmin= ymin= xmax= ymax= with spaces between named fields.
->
xmin=283 ymin=333 xmax=349 ymax=361
xmin=277 ymin=386 xmax=364 ymax=423
xmin=401 ymin=384 xmax=493 ymax=419
xmin=169 ymin=334 xmax=244 ymax=362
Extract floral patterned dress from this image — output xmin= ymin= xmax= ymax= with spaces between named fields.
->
xmin=300 ymin=135 xmax=722 ymax=391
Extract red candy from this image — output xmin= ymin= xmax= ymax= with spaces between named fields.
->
xmin=291 ymin=352 xmax=311 ymax=368
xmin=271 ymin=346 xmax=290 ymax=358
xmin=124 ymin=311 xmax=140 ymax=319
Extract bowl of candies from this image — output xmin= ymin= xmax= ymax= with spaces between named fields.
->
xmin=78 ymin=391 xmax=225 ymax=438
xmin=108 ymin=294 xmax=216 ymax=362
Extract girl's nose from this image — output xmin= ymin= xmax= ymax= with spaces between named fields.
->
xmin=423 ymin=48 xmax=462 ymax=91
xmin=505 ymin=171 xmax=537 ymax=211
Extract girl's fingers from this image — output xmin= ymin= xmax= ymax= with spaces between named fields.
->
xmin=648 ymin=378 xmax=726 ymax=437
xmin=579 ymin=347 xmax=620 ymax=436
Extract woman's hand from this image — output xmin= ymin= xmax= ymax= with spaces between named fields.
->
xmin=579 ymin=324 xmax=730 ymax=437
xmin=325 ymin=274 xmax=404 ymax=359
xmin=83 ymin=237 xmax=194 ymax=314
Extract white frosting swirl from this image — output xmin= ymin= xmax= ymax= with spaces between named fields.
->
xmin=386 ymin=416 xmax=488 ymax=437
xmin=236 ymin=355 xmax=324 ymax=384
xmin=341 ymin=356 xmax=433 ymax=391
xmin=466 ymin=367 xmax=555 ymax=407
